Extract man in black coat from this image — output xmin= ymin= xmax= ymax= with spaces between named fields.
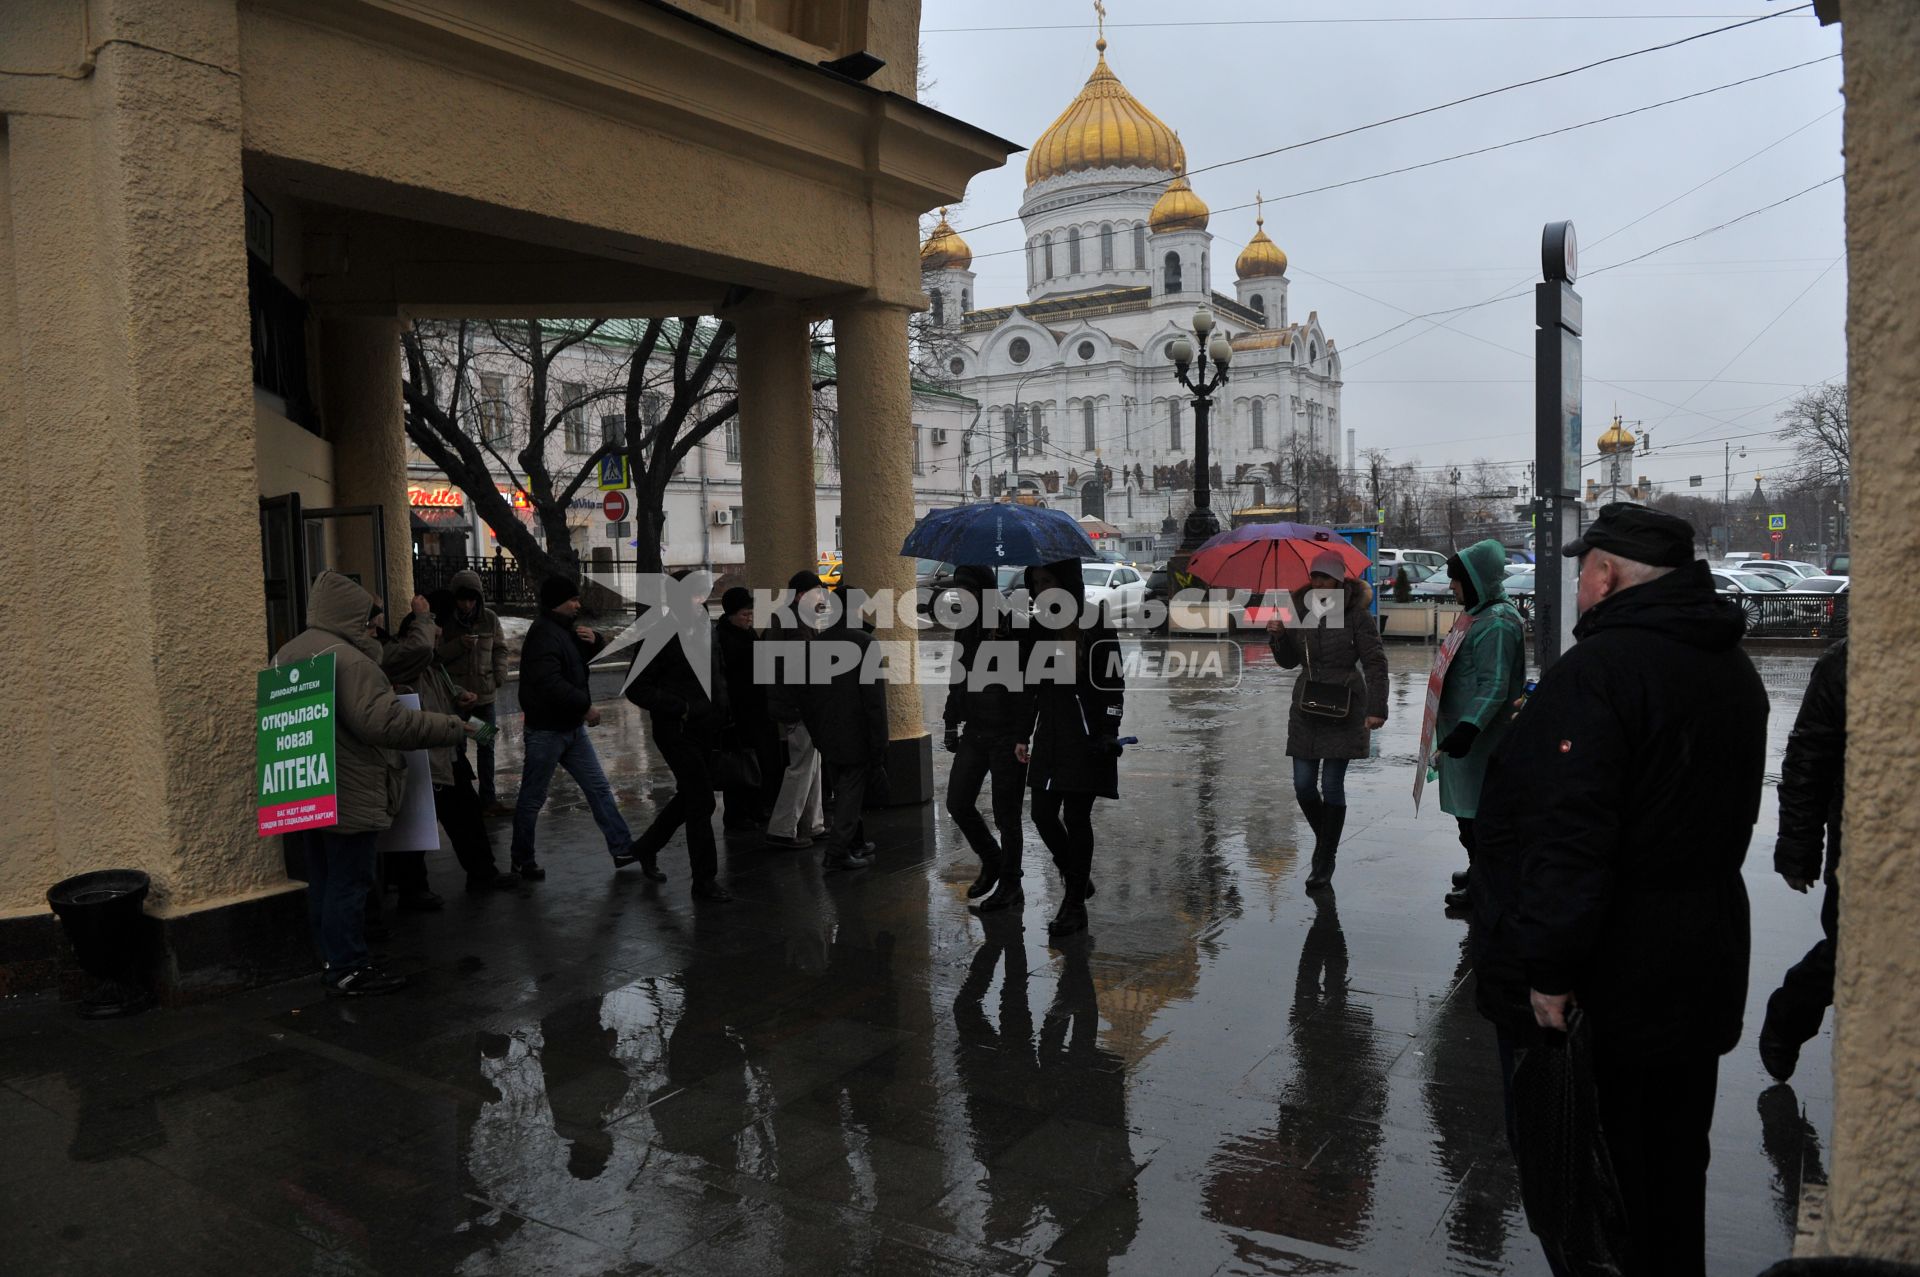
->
xmin=1759 ymin=637 xmax=1847 ymax=1081
xmin=944 ymin=566 xmax=1035 ymax=914
xmin=625 ymin=571 xmax=733 ymax=901
xmin=1471 ymin=503 xmax=1767 ymax=1276
xmin=509 ymin=576 xmax=640 ymax=880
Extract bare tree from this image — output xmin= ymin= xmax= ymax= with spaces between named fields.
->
xmin=1776 ymin=382 xmax=1848 ymax=489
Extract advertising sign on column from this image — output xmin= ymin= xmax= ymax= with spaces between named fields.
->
xmin=257 ymin=654 xmax=338 ymax=835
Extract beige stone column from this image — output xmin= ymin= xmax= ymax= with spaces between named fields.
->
xmin=0 ymin=0 xmax=282 ymax=919
xmin=1828 ymin=0 xmax=1920 ymax=1258
xmin=732 ymin=298 xmax=819 ymax=587
xmin=320 ymin=317 xmax=413 ymax=610
xmin=831 ymin=299 xmax=931 ymax=802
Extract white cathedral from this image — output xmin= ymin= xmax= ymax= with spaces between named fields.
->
xmin=921 ymin=32 xmax=1347 ymax=551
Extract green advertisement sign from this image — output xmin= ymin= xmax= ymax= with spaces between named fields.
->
xmin=256 ymin=653 xmax=338 ymax=836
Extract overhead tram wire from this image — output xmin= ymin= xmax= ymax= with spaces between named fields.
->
xmin=950 ymin=6 xmax=1812 ymax=239
xmin=927 ymin=15 xmax=1792 ymax=33
xmin=954 ymin=56 xmax=1837 ymax=275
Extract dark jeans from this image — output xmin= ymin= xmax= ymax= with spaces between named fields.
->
xmin=512 ymin=726 xmax=632 ymax=864
xmin=635 ymin=735 xmax=719 ymax=882
xmin=825 ymin=760 xmax=876 ymax=855
xmin=947 ymin=731 xmax=1027 ymax=878
xmin=456 ymin=700 xmax=499 ymax=804
xmin=437 ymin=754 xmax=502 ymax=881
xmin=1496 ymin=1026 xmax=1719 ymax=1277
xmin=305 ymin=829 xmax=377 ymax=973
xmin=1031 ymin=789 xmax=1095 ymax=900
xmin=1765 ymin=878 xmax=1838 ymax=1049
xmin=1291 ymin=756 xmax=1349 ymax=807
xmin=382 ymin=850 xmax=429 ymax=895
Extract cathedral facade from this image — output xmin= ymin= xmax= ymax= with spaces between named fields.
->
xmin=922 ymin=34 xmax=1347 ymax=551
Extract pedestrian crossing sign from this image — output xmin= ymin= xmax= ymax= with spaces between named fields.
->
xmin=597 ymin=454 xmax=628 ymax=490
xmin=1768 ymin=513 xmax=1786 ymax=531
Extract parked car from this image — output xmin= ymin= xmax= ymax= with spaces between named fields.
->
xmin=1080 ymin=562 xmax=1151 ymax=625
xmin=1144 ymin=565 xmax=1171 ymax=606
xmin=1787 ymin=575 xmax=1850 ymax=594
xmin=1741 ymin=566 xmax=1803 ymax=590
xmin=816 ymin=554 xmax=843 ymax=587
xmin=1379 ymin=547 xmax=1448 ymax=572
xmin=914 ymin=558 xmax=962 ymax=614
xmin=1827 ymin=553 xmax=1850 ymax=576
xmin=1733 ymin=558 xmax=1820 ymax=580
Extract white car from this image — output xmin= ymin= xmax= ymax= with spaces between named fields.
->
xmin=1731 ymin=559 xmax=1820 ymax=580
xmin=1080 ymin=562 xmax=1150 ymax=625
xmin=1380 ymin=547 xmax=1448 ymax=571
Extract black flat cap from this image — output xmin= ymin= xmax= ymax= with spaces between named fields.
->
xmin=1563 ymin=502 xmax=1696 ymax=569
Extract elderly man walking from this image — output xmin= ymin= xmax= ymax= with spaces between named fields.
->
xmin=1470 ymin=503 xmax=1768 ymax=1276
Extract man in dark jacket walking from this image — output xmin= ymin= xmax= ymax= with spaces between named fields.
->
xmin=944 ymin=565 xmax=1034 ymax=913
xmin=626 ymin=570 xmax=733 ymax=901
xmin=510 ymin=576 xmax=640 ymax=880
xmin=1472 ymin=503 xmax=1768 ymax=1276
xmin=1759 ymin=638 xmax=1847 ymax=1081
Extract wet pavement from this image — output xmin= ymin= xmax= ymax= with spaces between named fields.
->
xmin=2 ymin=639 xmax=1834 ymax=1275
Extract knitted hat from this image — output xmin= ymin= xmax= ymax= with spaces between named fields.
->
xmin=540 ymin=575 xmax=581 ymax=611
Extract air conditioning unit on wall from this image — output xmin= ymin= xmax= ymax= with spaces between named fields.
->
xmin=711 ymin=509 xmax=733 ymax=526
xmin=931 ymin=428 xmax=949 ymax=444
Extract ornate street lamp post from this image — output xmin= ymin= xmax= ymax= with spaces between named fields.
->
xmin=1166 ymin=305 xmax=1233 ymax=578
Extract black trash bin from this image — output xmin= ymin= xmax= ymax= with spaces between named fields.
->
xmin=46 ymin=870 xmax=154 ymax=1018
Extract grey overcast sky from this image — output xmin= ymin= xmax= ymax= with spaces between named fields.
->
xmin=918 ymin=1 xmax=1846 ymax=495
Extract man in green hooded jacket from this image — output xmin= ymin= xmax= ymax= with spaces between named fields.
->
xmin=1434 ymin=539 xmax=1527 ymax=911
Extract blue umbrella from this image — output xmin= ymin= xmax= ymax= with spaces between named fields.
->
xmin=900 ymin=503 xmax=1097 ymax=567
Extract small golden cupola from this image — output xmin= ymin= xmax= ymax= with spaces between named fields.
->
xmin=1597 ymin=415 xmax=1637 ymax=454
xmin=1235 ymin=195 xmax=1288 ymax=278
xmin=1148 ymin=161 xmax=1210 ymax=234
xmin=919 ymin=208 xmax=972 ymax=272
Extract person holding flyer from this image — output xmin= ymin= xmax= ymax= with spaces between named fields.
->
xmin=1428 ymin=539 xmax=1527 ymax=913
xmin=274 ymin=571 xmax=474 ymax=997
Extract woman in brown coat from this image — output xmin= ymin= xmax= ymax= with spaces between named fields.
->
xmin=1265 ymin=551 xmax=1388 ymax=891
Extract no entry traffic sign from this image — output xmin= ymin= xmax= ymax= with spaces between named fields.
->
xmin=603 ymin=490 xmax=629 ymax=522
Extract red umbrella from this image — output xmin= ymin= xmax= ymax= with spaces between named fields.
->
xmin=1187 ymin=522 xmax=1372 ymax=594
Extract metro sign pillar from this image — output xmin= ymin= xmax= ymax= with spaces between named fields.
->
xmin=1534 ymin=220 xmax=1582 ymax=671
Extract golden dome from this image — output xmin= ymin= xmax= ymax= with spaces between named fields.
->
xmin=919 ymin=208 xmax=971 ymax=271
xmin=1235 ymin=196 xmax=1287 ymax=278
xmin=1025 ymin=40 xmax=1186 ymax=187
xmin=1597 ymin=416 xmax=1637 ymax=453
xmin=1148 ymin=166 xmax=1209 ymax=233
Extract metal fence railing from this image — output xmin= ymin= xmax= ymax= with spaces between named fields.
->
xmin=413 ymin=553 xmax=538 ymax=612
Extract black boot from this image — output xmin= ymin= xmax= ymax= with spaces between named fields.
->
xmin=966 ymin=852 xmax=1001 ymax=900
xmin=1297 ymin=790 xmax=1326 ymax=839
xmin=1305 ymin=805 xmax=1345 ymax=891
xmin=973 ymin=876 xmax=1024 ymax=913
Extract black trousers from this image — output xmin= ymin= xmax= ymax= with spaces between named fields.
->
xmin=635 ymin=736 xmax=718 ymax=881
xmin=1031 ymin=790 xmax=1095 ymax=900
xmin=435 ymin=755 xmax=502 ymax=882
xmin=947 ymin=731 xmax=1027 ymax=878
xmin=825 ymin=761 xmax=875 ymax=855
xmin=1457 ymin=817 xmax=1476 ymax=861
xmin=1497 ymin=1027 xmax=1719 ymax=1277
xmin=1765 ymin=878 xmax=1838 ymax=1048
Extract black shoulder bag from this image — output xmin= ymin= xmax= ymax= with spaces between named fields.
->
xmin=1298 ymin=634 xmax=1353 ymax=720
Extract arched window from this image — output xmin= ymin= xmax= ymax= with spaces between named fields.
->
xmin=1100 ymin=222 xmax=1115 ymax=269
xmin=1168 ymin=399 xmax=1182 ymax=449
xmin=961 ymin=288 xmax=969 ymax=312
xmin=1309 ymin=341 xmax=1319 ymax=364
xmin=1250 ymin=293 xmax=1265 ymax=319
xmin=1068 ymin=228 xmax=1082 ymax=274
xmin=1081 ymin=479 xmax=1105 ymax=519
xmin=1004 ymin=407 xmax=1019 ymax=456
xmin=1163 ymin=251 xmax=1182 ymax=293
xmin=1043 ymin=233 xmax=1054 ymax=280
xmin=1030 ymin=404 xmax=1047 ymax=453
xmin=931 ymin=292 xmax=944 ymax=325
xmin=1253 ymin=480 xmax=1267 ymax=506
xmin=1251 ymin=399 xmax=1265 ymax=449
xmin=1027 ymin=240 xmax=1038 ymax=286
xmin=1083 ymin=400 xmax=1097 ymax=450
xmin=1133 ymin=223 xmax=1146 ymax=268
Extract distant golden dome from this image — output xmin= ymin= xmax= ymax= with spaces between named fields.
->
xmin=1597 ymin=417 xmax=1637 ymax=453
xmin=1235 ymin=198 xmax=1287 ymax=278
xmin=1025 ymin=41 xmax=1186 ymax=187
xmin=1148 ymin=168 xmax=1209 ymax=233
xmin=919 ymin=208 xmax=971 ymax=271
